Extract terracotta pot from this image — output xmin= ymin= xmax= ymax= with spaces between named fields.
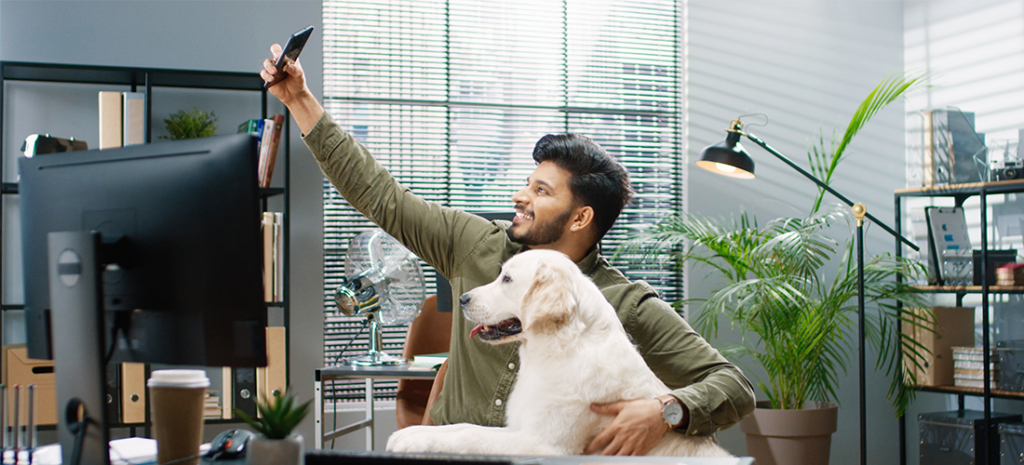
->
xmin=246 ymin=434 xmax=304 ymax=465
xmin=740 ymin=400 xmax=838 ymax=465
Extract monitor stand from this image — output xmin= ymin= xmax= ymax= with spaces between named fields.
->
xmin=48 ymin=231 xmax=111 ymax=465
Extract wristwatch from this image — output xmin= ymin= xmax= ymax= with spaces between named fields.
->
xmin=657 ymin=394 xmax=685 ymax=429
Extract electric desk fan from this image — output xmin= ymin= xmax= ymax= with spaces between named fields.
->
xmin=333 ymin=229 xmax=425 ymax=366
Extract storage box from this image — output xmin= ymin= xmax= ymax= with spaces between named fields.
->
xmin=904 ymin=307 xmax=976 ymax=386
xmin=975 ymin=250 xmax=1019 ymax=285
xmin=1 ymin=344 xmax=56 ymax=426
xmin=921 ymin=410 xmax=1022 ymax=465
xmin=1000 ymin=422 xmax=1024 ymax=464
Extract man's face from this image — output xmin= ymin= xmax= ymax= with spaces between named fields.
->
xmin=508 ymin=161 xmax=576 ymax=246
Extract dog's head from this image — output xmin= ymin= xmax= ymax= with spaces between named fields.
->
xmin=461 ymin=249 xmax=588 ymax=344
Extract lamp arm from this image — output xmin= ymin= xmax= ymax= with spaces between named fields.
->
xmin=743 ymin=131 xmax=919 ymax=252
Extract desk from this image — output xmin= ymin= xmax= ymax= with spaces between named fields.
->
xmin=307 ymin=449 xmax=754 ymax=465
xmin=315 ymin=364 xmax=438 ymax=450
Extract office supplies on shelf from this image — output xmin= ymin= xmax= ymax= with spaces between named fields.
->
xmin=997 ymin=262 xmax=1024 ymax=285
xmin=924 ymin=108 xmax=988 ymax=185
xmin=973 ymin=249 xmax=1018 ymax=285
xmin=920 ymin=410 xmax=1021 ymax=465
xmin=904 ymin=307 xmax=974 ymax=387
xmin=925 ymin=206 xmax=972 ymax=285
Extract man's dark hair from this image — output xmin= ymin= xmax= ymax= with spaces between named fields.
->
xmin=532 ymin=133 xmax=634 ymax=241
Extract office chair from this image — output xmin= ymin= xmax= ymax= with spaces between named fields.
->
xmin=396 ymin=295 xmax=451 ymax=428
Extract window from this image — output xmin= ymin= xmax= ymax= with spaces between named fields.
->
xmin=323 ymin=0 xmax=683 ymax=403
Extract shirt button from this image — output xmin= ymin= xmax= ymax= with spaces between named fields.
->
xmin=508 ymin=363 xmax=515 ymax=370
xmin=495 ymin=399 xmax=503 ymax=406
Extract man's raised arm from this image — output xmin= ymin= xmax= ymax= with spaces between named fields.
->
xmin=261 ymin=43 xmax=323 ymax=136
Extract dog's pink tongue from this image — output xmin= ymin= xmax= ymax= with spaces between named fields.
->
xmin=469 ymin=324 xmax=485 ymax=339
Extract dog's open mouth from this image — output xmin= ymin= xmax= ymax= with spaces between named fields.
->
xmin=469 ymin=318 xmax=522 ymax=341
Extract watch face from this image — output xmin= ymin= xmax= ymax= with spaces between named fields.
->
xmin=662 ymin=399 xmax=684 ymax=426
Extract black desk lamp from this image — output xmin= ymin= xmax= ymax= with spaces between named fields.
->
xmin=698 ymin=117 xmax=920 ymax=465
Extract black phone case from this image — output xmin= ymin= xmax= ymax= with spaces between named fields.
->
xmin=264 ymin=26 xmax=314 ymax=89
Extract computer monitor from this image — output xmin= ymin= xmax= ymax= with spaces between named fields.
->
xmin=20 ymin=133 xmax=269 ymax=464
xmin=19 ymin=133 xmax=268 ymax=367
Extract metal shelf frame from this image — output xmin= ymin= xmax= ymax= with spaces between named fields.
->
xmin=0 ymin=60 xmax=291 ymax=432
xmin=895 ymin=179 xmax=1024 ymax=465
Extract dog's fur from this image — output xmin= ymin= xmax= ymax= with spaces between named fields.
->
xmin=386 ymin=249 xmax=730 ymax=457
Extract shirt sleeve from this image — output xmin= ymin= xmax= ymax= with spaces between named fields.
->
xmin=302 ymin=111 xmax=490 ymax=278
xmin=628 ymin=294 xmax=756 ymax=435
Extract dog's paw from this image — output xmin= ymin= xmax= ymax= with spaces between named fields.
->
xmin=386 ymin=425 xmax=440 ymax=453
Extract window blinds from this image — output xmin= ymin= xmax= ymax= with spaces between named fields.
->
xmin=322 ymin=0 xmax=682 ymax=403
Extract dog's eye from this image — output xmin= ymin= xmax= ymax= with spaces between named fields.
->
xmin=502 ymin=274 xmax=512 ymax=284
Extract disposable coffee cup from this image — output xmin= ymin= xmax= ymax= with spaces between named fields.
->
xmin=148 ymin=370 xmax=210 ymax=465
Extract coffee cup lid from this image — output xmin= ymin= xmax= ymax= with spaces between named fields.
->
xmin=147 ymin=369 xmax=210 ymax=388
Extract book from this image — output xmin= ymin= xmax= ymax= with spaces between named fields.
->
xmin=122 ymin=92 xmax=146 ymax=146
xmin=262 ymin=212 xmax=275 ymax=302
xmin=997 ymin=262 xmax=1024 ymax=286
xmin=257 ymin=118 xmax=275 ymax=187
xmin=238 ymin=119 xmax=262 ymax=135
xmin=98 ymin=91 xmax=123 ymax=149
xmin=261 ymin=114 xmax=286 ymax=187
xmin=412 ymin=352 xmax=448 ymax=369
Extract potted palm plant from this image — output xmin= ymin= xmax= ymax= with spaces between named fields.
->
xmin=235 ymin=390 xmax=311 ymax=465
xmin=620 ymin=73 xmax=932 ymax=465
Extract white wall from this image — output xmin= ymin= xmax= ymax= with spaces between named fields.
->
xmin=687 ymin=1 xmax=908 ymax=463
xmin=0 ymin=0 xmax=326 ymax=445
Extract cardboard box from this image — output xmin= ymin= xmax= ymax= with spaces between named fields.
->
xmin=2 ymin=344 xmax=56 ymax=426
xmin=903 ymin=307 xmax=976 ymax=386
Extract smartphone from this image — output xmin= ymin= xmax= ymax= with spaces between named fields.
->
xmin=264 ymin=25 xmax=315 ymax=89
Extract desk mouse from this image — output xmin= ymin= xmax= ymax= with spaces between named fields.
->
xmin=208 ymin=429 xmax=256 ymax=460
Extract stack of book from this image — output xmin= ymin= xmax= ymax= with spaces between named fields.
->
xmin=952 ymin=346 xmax=999 ymax=388
xmin=203 ymin=390 xmax=223 ymax=420
xmin=239 ymin=114 xmax=285 ymax=188
xmin=997 ymin=262 xmax=1024 ymax=286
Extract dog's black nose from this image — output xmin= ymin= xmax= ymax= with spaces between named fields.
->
xmin=459 ymin=293 xmax=471 ymax=307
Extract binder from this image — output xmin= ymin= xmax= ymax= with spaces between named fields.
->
xmin=262 ymin=212 xmax=275 ymax=302
xmin=256 ymin=327 xmax=287 ymax=403
xmin=233 ymin=368 xmax=257 ymax=418
xmin=2 ymin=345 xmax=56 ymax=426
xmin=105 ymin=364 xmax=121 ymax=424
xmin=122 ymin=92 xmax=146 ymax=146
xmin=120 ymin=363 xmax=146 ymax=423
xmin=221 ymin=367 xmax=233 ymax=419
xmin=98 ymin=91 xmax=123 ymax=149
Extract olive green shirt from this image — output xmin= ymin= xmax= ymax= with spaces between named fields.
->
xmin=303 ymin=112 xmax=755 ymax=435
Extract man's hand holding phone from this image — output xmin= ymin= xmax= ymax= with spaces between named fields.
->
xmin=262 ymin=43 xmax=308 ymax=105
xmin=261 ymin=25 xmax=324 ymax=136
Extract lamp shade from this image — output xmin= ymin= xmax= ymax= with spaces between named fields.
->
xmin=696 ymin=131 xmax=755 ymax=179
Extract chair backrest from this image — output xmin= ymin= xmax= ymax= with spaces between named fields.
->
xmin=396 ymin=295 xmax=451 ymax=428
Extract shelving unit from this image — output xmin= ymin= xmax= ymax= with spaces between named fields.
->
xmin=895 ymin=179 xmax=1024 ymax=465
xmin=0 ymin=61 xmax=291 ymax=428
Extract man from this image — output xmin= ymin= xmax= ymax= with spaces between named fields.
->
xmin=262 ymin=43 xmax=754 ymax=456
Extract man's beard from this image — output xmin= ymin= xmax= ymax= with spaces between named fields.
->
xmin=507 ymin=206 xmax=574 ymax=246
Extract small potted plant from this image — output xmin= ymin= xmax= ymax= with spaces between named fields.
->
xmin=235 ymin=390 xmax=311 ymax=465
xmin=162 ymin=108 xmax=217 ymax=140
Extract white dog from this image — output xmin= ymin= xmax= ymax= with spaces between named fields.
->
xmin=387 ymin=249 xmax=729 ymax=457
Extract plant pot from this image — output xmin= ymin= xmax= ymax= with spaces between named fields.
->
xmin=740 ymin=400 xmax=838 ymax=465
xmin=246 ymin=434 xmax=304 ymax=465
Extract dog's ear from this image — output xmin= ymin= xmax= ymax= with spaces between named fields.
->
xmin=521 ymin=261 xmax=579 ymax=335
